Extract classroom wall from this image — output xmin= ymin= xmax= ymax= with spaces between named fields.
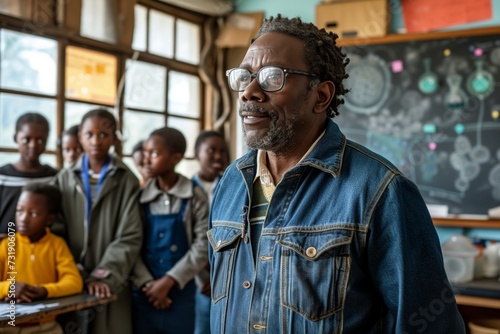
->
xmin=235 ymin=0 xmax=500 ymax=33
xmin=234 ymin=0 xmax=500 ymax=244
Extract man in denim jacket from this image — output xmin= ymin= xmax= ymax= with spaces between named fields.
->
xmin=208 ymin=14 xmax=465 ymax=333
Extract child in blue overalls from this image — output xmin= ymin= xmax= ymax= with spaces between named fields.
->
xmin=132 ymin=126 xmax=210 ymax=334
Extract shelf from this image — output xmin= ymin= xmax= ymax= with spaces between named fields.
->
xmin=455 ymin=294 xmax=500 ymax=309
xmin=433 ymin=218 xmax=500 ymax=228
xmin=337 ymin=25 xmax=500 ymax=46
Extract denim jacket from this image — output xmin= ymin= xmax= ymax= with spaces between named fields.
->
xmin=208 ymin=119 xmax=465 ymax=334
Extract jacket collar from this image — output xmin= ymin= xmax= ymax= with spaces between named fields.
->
xmin=71 ymin=154 xmax=122 ymax=175
xmin=236 ymin=119 xmax=346 ymax=178
xmin=140 ymin=173 xmax=193 ymax=203
xmin=68 ymin=154 xmax=126 ymax=201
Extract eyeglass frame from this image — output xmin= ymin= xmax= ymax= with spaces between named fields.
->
xmin=225 ymin=65 xmax=319 ymax=92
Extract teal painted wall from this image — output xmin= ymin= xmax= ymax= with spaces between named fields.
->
xmin=234 ymin=1 xmax=500 ymax=244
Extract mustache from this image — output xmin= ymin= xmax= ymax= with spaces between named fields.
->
xmin=239 ymin=103 xmax=271 ymax=116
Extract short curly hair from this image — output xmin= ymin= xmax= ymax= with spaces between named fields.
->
xmin=251 ymin=14 xmax=350 ymax=118
xmin=22 ymin=182 xmax=62 ymax=215
xmin=149 ymin=127 xmax=186 ymax=156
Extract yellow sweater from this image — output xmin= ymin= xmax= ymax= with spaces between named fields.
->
xmin=0 ymin=229 xmax=83 ymax=299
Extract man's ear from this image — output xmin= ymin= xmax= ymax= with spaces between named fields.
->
xmin=313 ymin=81 xmax=335 ymax=114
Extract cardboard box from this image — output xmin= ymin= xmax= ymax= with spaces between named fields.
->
xmin=216 ymin=12 xmax=264 ymax=48
xmin=316 ymin=0 xmax=389 ymax=39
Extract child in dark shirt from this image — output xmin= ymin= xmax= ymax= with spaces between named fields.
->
xmin=0 ymin=112 xmax=58 ymax=237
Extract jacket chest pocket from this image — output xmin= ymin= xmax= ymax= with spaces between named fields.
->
xmin=207 ymin=225 xmax=241 ymax=304
xmin=278 ymin=228 xmax=352 ymax=321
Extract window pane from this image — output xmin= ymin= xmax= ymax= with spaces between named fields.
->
xmin=65 ymin=101 xmax=105 ymax=130
xmin=168 ymin=71 xmax=200 ymax=118
xmin=0 ymin=29 xmax=57 ymax=95
xmin=177 ymin=159 xmax=199 ymax=179
xmin=122 ymin=110 xmax=164 ymax=154
xmin=0 ymin=152 xmax=56 ymax=167
xmin=123 ymin=157 xmax=142 ymax=182
xmin=65 ymin=46 xmax=117 ymax=105
xmin=175 ymin=19 xmax=200 ymax=65
xmin=167 ymin=117 xmax=199 ymax=158
xmin=149 ymin=10 xmax=174 ymax=58
xmin=0 ymin=93 xmax=57 ymax=151
xmin=132 ymin=5 xmax=147 ymax=51
xmin=80 ymin=0 xmax=116 ymax=43
xmin=124 ymin=60 xmax=166 ymax=112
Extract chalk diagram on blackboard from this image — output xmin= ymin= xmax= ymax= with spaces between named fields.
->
xmin=336 ymin=35 xmax=500 ymax=215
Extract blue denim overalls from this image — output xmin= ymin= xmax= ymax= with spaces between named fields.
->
xmin=132 ymin=198 xmax=196 ymax=334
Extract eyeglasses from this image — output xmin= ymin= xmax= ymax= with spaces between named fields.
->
xmin=226 ymin=66 xmax=318 ymax=92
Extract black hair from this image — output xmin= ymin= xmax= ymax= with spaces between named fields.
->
xmin=57 ymin=124 xmax=80 ymax=147
xmin=149 ymin=127 xmax=186 ymax=156
xmin=194 ymin=131 xmax=225 ymax=152
xmin=65 ymin=124 xmax=79 ymax=137
xmin=251 ymin=14 xmax=350 ymax=118
xmin=80 ymin=108 xmax=117 ymax=134
xmin=132 ymin=140 xmax=145 ymax=154
xmin=21 ymin=182 xmax=62 ymax=215
xmin=15 ymin=112 xmax=50 ymax=134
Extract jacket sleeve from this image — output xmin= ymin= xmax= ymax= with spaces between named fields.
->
xmin=41 ymin=237 xmax=83 ymax=298
xmin=167 ymin=187 xmax=209 ymax=289
xmin=90 ymin=178 xmax=143 ymax=292
xmin=367 ymin=174 xmax=465 ymax=333
xmin=50 ymin=172 xmax=67 ymax=239
xmin=131 ymin=256 xmax=154 ymax=289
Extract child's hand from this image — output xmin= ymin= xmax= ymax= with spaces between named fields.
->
xmin=87 ymin=280 xmax=111 ymax=298
xmin=142 ymin=275 xmax=176 ymax=310
xmin=4 ymin=282 xmax=47 ymax=303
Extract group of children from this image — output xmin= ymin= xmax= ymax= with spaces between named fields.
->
xmin=0 ymin=108 xmax=229 ymax=334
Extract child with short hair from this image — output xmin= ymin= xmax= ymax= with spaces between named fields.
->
xmin=0 ymin=182 xmax=83 ymax=334
xmin=58 ymin=124 xmax=83 ymax=166
xmin=192 ymin=130 xmax=229 ymax=334
xmin=53 ymin=108 xmax=142 ymax=334
xmin=132 ymin=126 xmax=209 ymax=334
xmin=0 ymin=112 xmax=58 ymax=236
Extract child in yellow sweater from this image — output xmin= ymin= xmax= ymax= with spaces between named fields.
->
xmin=0 ymin=183 xmax=83 ymax=333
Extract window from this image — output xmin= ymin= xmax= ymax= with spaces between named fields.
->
xmin=126 ymin=4 xmax=203 ymax=177
xmin=0 ymin=30 xmax=58 ymax=166
xmin=0 ymin=2 xmax=205 ymax=178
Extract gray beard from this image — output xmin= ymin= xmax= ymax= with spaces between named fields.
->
xmin=243 ymin=119 xmax=295 ymax=153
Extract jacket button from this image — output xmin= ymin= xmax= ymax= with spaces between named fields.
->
xmin=171 ymin=244 xmax=178 ymax=252
xmin=306 ymin=247 xmax=317 ymax=258
xmin=159 ymin=233 xmax=164 ymax=238
xmin=242 ymin=281 xmax=251 ymax=289
xmin=217 ymin=240 xmax=222 ymax=247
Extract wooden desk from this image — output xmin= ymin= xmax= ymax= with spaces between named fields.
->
xmin=0 ymin=294 xmax=116 ymax=326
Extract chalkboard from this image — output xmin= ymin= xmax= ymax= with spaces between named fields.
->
xmin=335 ymin=30 xmax=500 ymax=215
